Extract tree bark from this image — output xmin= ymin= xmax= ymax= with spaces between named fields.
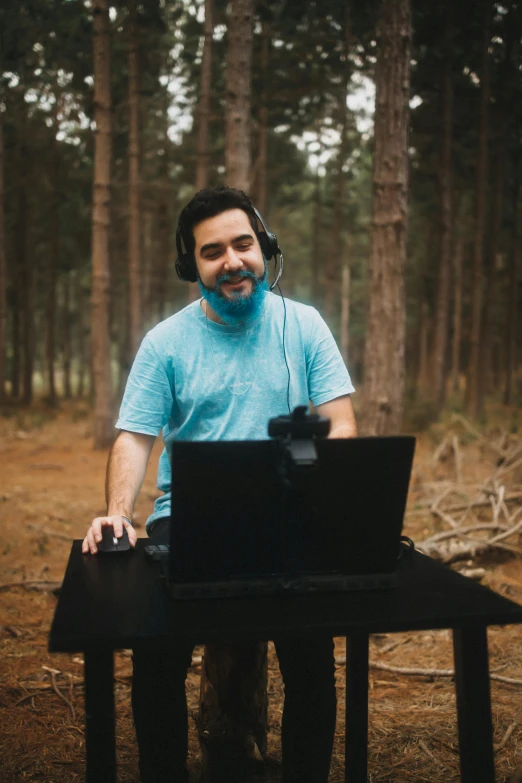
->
xmin=416 ymin=299 xmax=430 ymax=395
xmin=310 ymin=167 xmax=322 ymax=304
xmin=361 ymin=0 xmax=411 ymax=435
xmin=196 ymin=0 xmax=213 ymax=192
xmin=128 ymin=0 xmax=142 ymax=360
xmin=0 ymin=100 xmax=6 ymax=402
xmin=467 ymin=0 xmax=491 ymax=419
xmin=324 ymin=0 xmax=352 ymax=323
xmin=504 ymin=173 xmax=519 ymax=406
xmin=253 ymin=21 xmax=270 ymax=215
xmin=74 ymin=270 xmax=86 ymax=399
xmin=451 ymin=231 xmax=464 ymax=395
xmin=17 ymin=91 xmax=32 ymax=406
xmin=340 ymin=260 xmax=351 ymax=366
xmin=432 ymin=2 xmax=453 ymax=410
xmin=142 ymin=211 xmax=153 ymax=325
xmin=225 ymin=0 xmax=254 ymax=190
xmin=189 ymin=0 xmax=214 ymax=304
xmin=479 ymin=12 xmax=514 ymax=408
xmin=91 ymin=0 xmax=113 ymax=448
xmin=47 ymin=107 xmax=60 ymax=406
xmin=63 ymin=271 xmax=72 ymax=399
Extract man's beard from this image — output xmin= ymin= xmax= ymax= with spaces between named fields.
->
xmin=198 ymin=267 xmax=269 ymax=325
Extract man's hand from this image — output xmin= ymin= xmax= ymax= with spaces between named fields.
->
xmin=82 ymin=429 xmax=156 ymax=554
xmin=82 ymin=514 xmax=138 ymax=554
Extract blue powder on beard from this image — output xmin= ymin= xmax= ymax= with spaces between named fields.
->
xmin=198 ymin=267 xmax=269 ymax=325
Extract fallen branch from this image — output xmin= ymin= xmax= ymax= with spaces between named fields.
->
xmin=406 ymin=493 xmax=522 ymax=516
xmin=497 ymin=455 xmax=522 ymax=481
xmin=450 ymin=414 xmax=508 ymax=457
xmin=0 ymin=580 xmax=62 ymax=592
xmin=495 ymin=721 xmax=518 ymax=753
xmin=368 ymin=661 xmax=522 ymax=686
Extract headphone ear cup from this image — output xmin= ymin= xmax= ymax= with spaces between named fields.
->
xmin=257 ymin=230 xmax=280 ymax=261
xmin=175 ymin=225 xmax=198 ymax=282
xmin=266 ymin=231 xmax=280 ymax=260
xmin=257 ymin=231 xmax=272 ymax=260
xmin=176 ymin=253 xmax=198 ymax=283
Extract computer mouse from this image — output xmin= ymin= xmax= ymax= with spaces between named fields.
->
xmin=97 ymin=524 xmax=131 ymax=553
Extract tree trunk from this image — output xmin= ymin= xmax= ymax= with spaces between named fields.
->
xmin=76 ymin=271 xmax=86 ymax=398
xmin=451 ymin=231 xmax=464 ymax=395
xmin=504 ymin=173 xmax=519 ymax=406
xmin=0 ymin=99 xmax=6 ymax=402
xmin=467 ymin=0 xmax=491 ymax=419
xmin=432 ymin=2 xmax=453 ymax=410
xmin=310 ymin=168 xmax=322 ymax=304
xmin=361 ymin=0 xmax=411 ymax=435
xmin=63 ymin=271 xmax=72 ymax=399
xmin=340 ymin=260 xmax=351 ymax=366
xmin=225 ymin=0 xmax=254 ymax=190
xmin=324 ymin=0 xmax=352 ymax=323
xmin=196 ymin=0 xmax=213 ymax=192
xmin=142 ymin=211 xmax=153 ymax=326
xmin=253 ymin=21 xmax=270 ymax=215
xmin=11 ymin=283 xmax=20 ymax=399
xmin=128 ymin=0 xmax=142 ymax=360
xmin=18 ymin=92 xmax=32 ymax=406
xmin=47 ymin=108 xmax=59 ymax=406
xmin=189 ymin=0 xmax=214 ymax=304
xmin=91 ymin=0 xmax=113 ymax=448
xmin=416 ymin=299 xmax=430 ymax=396
xmin=158 ymin=198 xmax=170 ymax=320
xmin=479 ymin=13 xmax=514 ymax=408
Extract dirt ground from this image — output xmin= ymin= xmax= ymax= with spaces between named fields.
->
xmin=1 ymin=402 xmax=522 ymax=782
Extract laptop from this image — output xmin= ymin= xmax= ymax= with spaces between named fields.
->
xmin=164 ymin=435 xmax=415 ymax=599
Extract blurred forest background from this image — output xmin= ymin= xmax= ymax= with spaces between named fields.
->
xmin=0 ymin=0 xmax=521 ymax=446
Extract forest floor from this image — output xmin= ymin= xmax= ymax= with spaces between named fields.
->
xmin=1 ymin=401 xmax=522 ymax=782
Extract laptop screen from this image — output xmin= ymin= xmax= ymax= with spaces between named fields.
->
xmin=168 ymin=436 xmax=415 ymax=586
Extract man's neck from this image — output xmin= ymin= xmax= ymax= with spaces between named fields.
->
xmin=200 ymin=298 xmax=224 ymax=324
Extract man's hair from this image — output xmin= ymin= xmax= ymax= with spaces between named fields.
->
xmin=177 ymin=186 xmax=257 ymax=257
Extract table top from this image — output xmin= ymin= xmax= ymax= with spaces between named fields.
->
xmin=49 ymin=540 xmax=522 ymax=653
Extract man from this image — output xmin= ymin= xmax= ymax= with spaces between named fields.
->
xmin=83 ymin=186 xmax=357 ymax=783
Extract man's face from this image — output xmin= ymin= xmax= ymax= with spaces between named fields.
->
xmin=193 ymin=209 xmax=268 ymax=324
xmin=194 ymin=208 xmax=266 ymax=292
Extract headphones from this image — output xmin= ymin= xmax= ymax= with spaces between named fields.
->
xmin=175 ymin=207 xmax=283 ymax=290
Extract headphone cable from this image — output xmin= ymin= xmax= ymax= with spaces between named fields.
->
xmin=276 ymin=281 xmax=291 ymax=414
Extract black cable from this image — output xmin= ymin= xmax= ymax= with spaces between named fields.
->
xmin=276 ymin=282 xmax=291 ymax=414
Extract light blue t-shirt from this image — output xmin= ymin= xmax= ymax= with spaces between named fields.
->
xmin=116 ymin=292 xmax=355 ymax=530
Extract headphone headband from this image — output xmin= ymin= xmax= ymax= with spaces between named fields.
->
xmin=175 ymin=206 xmax=283 ymax=289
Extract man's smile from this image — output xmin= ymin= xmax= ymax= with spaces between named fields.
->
xmin=223 ymin=278 xmax=249 ymax=289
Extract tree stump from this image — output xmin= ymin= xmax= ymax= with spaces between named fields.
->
xmin=197 ymin=641 xmax=268 ymax=781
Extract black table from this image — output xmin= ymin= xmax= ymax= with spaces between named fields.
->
xmin=49 ymin=541 xmax=522 ymax=783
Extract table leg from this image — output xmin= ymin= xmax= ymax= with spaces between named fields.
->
xmin=453 ymin=626 xmax=495 ymax=783
xmin=84 ymin=650 xmax=116 ymax=783
xmin=345 ymin=633 xmax=369 ymax=783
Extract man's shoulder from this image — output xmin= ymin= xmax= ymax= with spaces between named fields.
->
xmin=145 ymin=300 xmax=202 ymax=347
xmin=267 ymin=292 xmax=320 ymax=320
xmin=267 ymin=292 xmax=324 ymax=332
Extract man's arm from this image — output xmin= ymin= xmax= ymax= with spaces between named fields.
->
xmin=316 ymin=394 xmax=358 ymax=438
xmin=82 ymin=430 xmax=156 ymax=554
